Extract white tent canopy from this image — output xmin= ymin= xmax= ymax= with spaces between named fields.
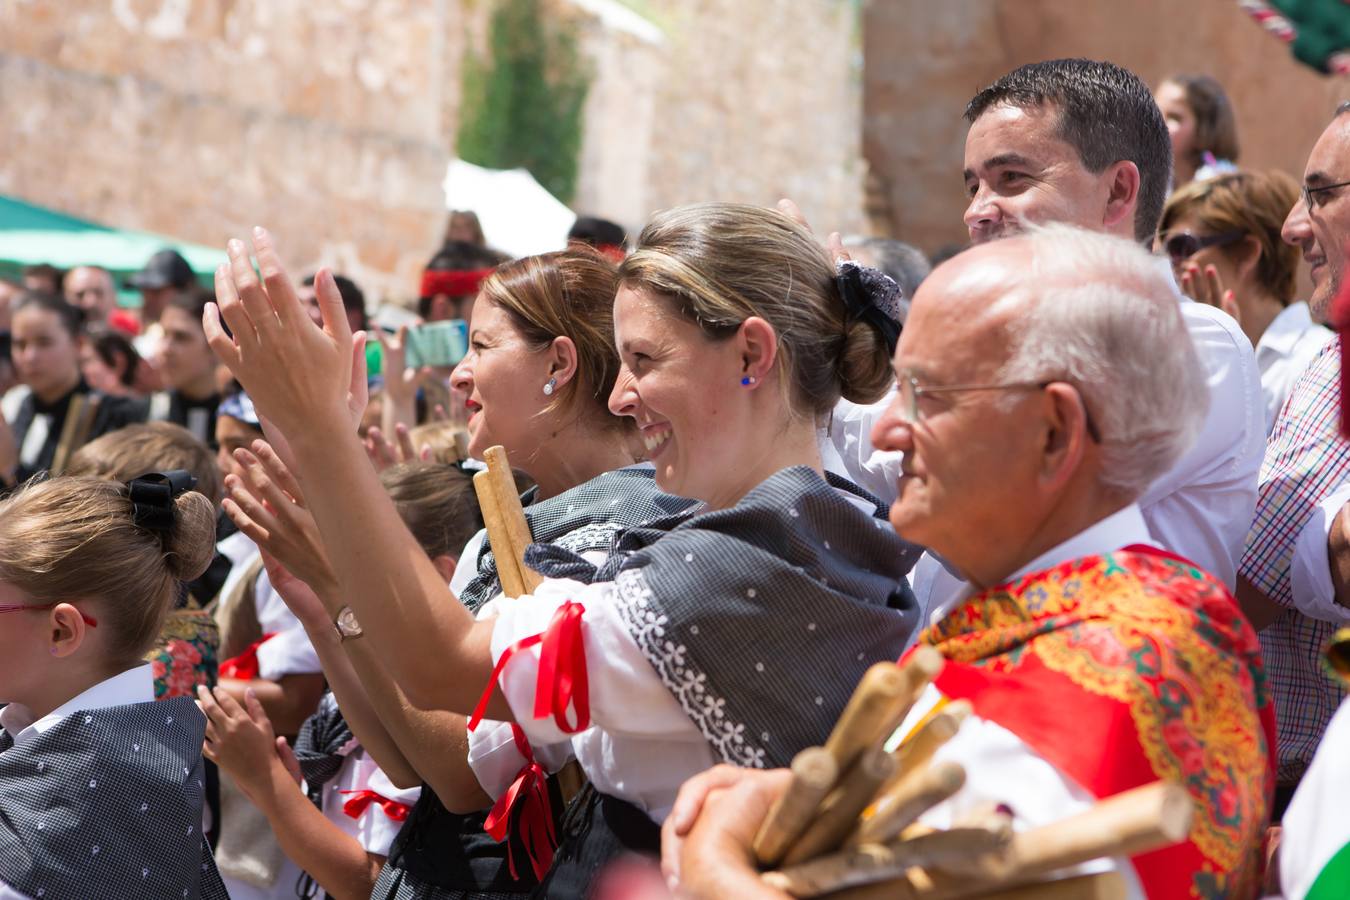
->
xmin=442 ymin=159 xmax=576 ymax=258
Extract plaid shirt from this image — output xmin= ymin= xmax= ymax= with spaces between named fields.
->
xmin=1240 ymin=338 xmax=1349 ymax=783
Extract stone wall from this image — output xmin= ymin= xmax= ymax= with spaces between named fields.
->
xmin=0 ymin=0 xmax=485 ymax=298
xmin=570 ymin=0 xmax=866 ymax=238
xmin=863 ymin=0 xmax=1349 ymax=253
xmin=1 ymin=0 xmax=867 ymax=296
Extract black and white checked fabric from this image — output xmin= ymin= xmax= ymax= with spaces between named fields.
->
xmin=605 ymin=466 xmax=920 ymax=769
xmin=458 ymin=464 xmax=699 ymax=612
xmin=0 ymin=696 xmax=227 ymax=899
xmin=293 ymin=691 xmax=356 ymax=791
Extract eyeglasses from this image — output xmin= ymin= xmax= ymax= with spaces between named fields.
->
xmin=0 ymin=603 xmax=98 ymax=627
xmin=896 ymin=371 xmax=1102 ymax=443
xmin=1303 ymin=179 xmax=1350 ymax=214
xmin=1162 ymin=230 xmax=1246 ymax=264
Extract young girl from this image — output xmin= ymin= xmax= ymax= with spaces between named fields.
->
xmin=198 ymin=461 xmax=482 ymax=900
xmin=204 ymin=205 xmax=920 ymax=893
xmin=0 ymin=472 xmax=226 ymax=899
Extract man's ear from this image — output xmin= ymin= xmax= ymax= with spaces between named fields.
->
xmin=49 ymin=603 xmax=89 ymax=659
xmin=548 ymin=335 xmax=580 ymax=390
xmin=1039 ymin=382 xmax=1092 ymax=490
xmin=736 ymin=317 xmax=779 ymax=387
xmin=1102 ymin=161 xmax=1142 ymax=235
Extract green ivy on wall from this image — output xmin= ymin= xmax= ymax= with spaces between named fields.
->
xmin=457 ymin=0 xmax=592 ymax=203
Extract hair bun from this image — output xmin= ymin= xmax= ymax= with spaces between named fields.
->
xmin=164 ymin=491 xmax=216 ymax=581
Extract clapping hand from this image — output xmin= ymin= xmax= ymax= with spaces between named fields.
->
xmin=198 ymin=685 xmax=302 ymax=803
xmin=203 ymin=228 xmax=368 ymax=454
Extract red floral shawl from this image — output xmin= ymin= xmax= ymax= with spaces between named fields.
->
xmin=912 ymin=546 xmax=1275 ymax=900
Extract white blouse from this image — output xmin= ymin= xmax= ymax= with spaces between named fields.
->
xmin=468 ymin=577 xmax=714 ymax=822
xmin=319 ymin=749 xmax=422 ymax=857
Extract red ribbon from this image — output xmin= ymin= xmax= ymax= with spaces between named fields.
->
xmin=339 ymin=789 xmax=412 ymax=822
xmin=217 ymin=633 xmax=276 ymax=681
xmin=420 ymin=268 xmax=494 ymax=298
xmin=483 ymin=724 xmax=557 ymax=881
xmin=468 ymin=600 xmax=589 ymax=735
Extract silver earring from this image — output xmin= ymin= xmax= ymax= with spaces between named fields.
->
xmin=543 ymin=377 xmax=557 ymax=396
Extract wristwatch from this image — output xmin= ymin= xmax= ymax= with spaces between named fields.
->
xmin=333 ymin=605 xmax=364 ymax=642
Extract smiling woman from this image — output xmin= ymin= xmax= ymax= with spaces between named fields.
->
xmin=202 ymin=206 xmax=917 ymax=896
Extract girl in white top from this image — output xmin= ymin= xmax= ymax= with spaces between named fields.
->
xmin=198 ymin=460 xmax=483 ymax=900
xmin=0 ymin=472 xmax=225 ymax=900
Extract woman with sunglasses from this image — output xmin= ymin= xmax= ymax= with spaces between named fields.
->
xmin=204 ymin=205 xmax=919 ymax=895
xmin=1159 ymin=170 xmax=1331 ymax=432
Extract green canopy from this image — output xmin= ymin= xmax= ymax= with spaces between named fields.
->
xmin=0 ymin=194 xmax=226 ymax=305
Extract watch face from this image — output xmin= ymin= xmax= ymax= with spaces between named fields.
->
xmin=337 ymin=607 xmax=362 ymax=635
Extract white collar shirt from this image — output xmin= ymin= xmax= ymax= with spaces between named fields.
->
xmin=0 ymin=664 xmax=155 ymax=749
xmin=914 ymin=504 xmax=1155 ymax=632
xmin=1254 ymin=301 xmax=1334 ymax=435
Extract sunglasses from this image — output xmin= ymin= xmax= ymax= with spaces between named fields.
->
xmin=0 ymin=603 xmax=98 ymax=627
xmin=1162 ymin=230 xmax=1246 ymax=264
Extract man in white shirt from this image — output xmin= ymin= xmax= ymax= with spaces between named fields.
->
xmin=844 ymin=59 xmax=1263 ymax=611
xmin=662 ymin=223 xmax=1274 ymax=900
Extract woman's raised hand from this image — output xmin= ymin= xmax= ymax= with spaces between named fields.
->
xmin=222 ymin=440 xmax=337 ymax=596
xmin=203 ymin=227 xmax=365 ymax=444
xmin=1180 ymin=261 xmax=1241 ymax=325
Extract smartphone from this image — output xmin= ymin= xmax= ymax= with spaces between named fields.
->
xmin=405 ymin=319 xmax=469 ymax=369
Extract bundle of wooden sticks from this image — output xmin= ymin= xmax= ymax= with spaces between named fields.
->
xmin=751 ymin=648 xmax=1194 ymax=899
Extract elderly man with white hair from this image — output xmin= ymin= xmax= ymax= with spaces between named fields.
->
xmin=660 ymin=225 xmax=1275 ymax=900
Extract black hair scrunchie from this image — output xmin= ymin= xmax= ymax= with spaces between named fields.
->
xmin=126 ymin=470 xmax=198 ymax=536
xmin=836 ymin=260 xmax=903 ymax=356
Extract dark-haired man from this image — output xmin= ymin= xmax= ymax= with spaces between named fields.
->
xmin=913 ymin=58 xmax=1263 ymax=620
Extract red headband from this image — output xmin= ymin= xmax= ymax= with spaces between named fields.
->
xmin=421 ymin=267 xmax=495 ymax=298
xmin=595 ymin=243 xmax=626 ymax=263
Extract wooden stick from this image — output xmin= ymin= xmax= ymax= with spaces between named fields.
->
xmin=835 ymin=782 xmax=1189 ymax=899
xmin=956 ymin=781 xmax=1193 ymax=884
xmin=483 ymin=445 xmax=542 ymax=593
xmin=850 ymin=761 xmax=966 ymax=846
xmin=473 ymin=469 xmax=526 ymax=598
xmin=824 ymin=663 xmax=909 ymax=772
xmin=781 ymin=748 xmax=896 ymax=866
xmin=752 ymin=747 xmax=839 ymax=867
xmin=892 ymin=700 xmax=971 ymax=773
xmin=829 ymin=870 xmax=1127 ymax=900
xmin=51 ymin=393 xmax=98 ymax=475
xmin=825 ymin=647 xmax=945 ymax=775
xmin=764 ymin=818 xmax=1012 ymax=897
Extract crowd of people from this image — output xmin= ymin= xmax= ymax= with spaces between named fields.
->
xmin=0 ymin=55 xmax=1348 ymax=900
